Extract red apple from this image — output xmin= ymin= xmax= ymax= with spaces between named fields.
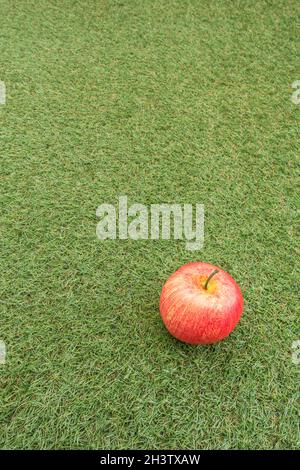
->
xmin=159 ymin=262 xmax=244 ymax=344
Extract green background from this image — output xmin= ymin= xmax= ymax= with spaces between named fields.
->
xmin=1 ymin=0 xmax=299 ymax=449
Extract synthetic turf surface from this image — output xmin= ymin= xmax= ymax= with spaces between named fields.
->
xmin=1 ymin=0 xmax=299 ymax=449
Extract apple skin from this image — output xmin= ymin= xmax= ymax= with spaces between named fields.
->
xmin=160 ymin=262 xmax=244 ymax=345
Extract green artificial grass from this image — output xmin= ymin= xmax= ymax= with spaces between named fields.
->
xmin=0 ymin=0 xmax=299 ymax=450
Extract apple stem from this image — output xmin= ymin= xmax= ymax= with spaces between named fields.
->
xmin=204 ymin=269 xmax=219 ymax=289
